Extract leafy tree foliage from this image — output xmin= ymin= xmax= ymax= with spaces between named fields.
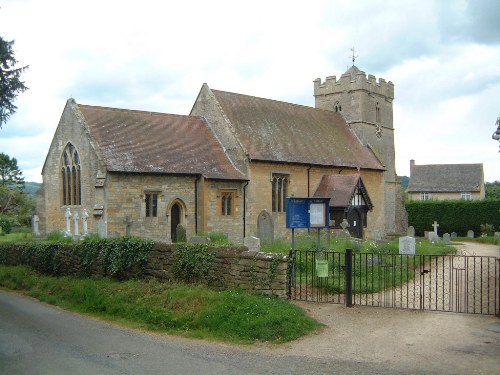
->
xmin=485 ymin=181 xmax=500 ymax=199
xmin=0 ymin=185 xmax=34 ymax=227
xmin=0 ymin=36 xmax=28 ymax=128
xmin=0 ymin=152 xmax=24 ymax=190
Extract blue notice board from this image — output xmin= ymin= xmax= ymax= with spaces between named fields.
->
xmin=286 ymin=197 xmax=330 ymax=228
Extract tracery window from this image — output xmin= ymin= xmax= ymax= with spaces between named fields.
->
xmin=272 ymin=174 xmax=289 ymax=212
xmin=61 ymin=143 xmax=81 ymax=206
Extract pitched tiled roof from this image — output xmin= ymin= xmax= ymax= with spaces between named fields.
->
xmin=210 ymin=89 xmax=384 ymax=170
xmin=407 ymin=163 xmax=483 ymax=192
xmin=314 ymin=174 xmax=373 ymax=209
xmin=76 ymin=103 xmax=245 ymax=180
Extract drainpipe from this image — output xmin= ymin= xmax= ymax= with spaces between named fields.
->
xmin=242 ymin=181 xmax=249 ymax=239
xmin=194 ymin=175 xmax=200 ymax=234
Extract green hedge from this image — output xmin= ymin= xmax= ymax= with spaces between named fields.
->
xmin=406 ymin=199 xmax=500 ymax=237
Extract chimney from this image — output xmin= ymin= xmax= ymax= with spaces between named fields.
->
xmin=410 ymin=159 xmax=415 ymax=177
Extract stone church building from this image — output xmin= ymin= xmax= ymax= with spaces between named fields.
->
xmin=37 ymin=66 xmax=407 ymax=243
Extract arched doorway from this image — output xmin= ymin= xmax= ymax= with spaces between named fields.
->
xmin=347 ymin=208 xmax=362 ymax=238
xmin=171 ymin=203 xmax=181 ymax=242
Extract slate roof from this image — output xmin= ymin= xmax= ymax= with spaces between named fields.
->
xmin=210 ymin=89 xmax=385 ymax=170
xmin=407 ymin=163 xmax=484 ymax=192
xmin=76 ymin=103 xmax=245 ymax=180
xmin=314 ymin=174 xmax=373 ymax=209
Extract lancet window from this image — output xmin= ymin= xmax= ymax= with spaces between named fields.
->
xmin=61 ymin=143 xmax=81 ymax=206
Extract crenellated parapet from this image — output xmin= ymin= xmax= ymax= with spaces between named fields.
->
xmin=314 ymin=67 xmax=394 ymax=99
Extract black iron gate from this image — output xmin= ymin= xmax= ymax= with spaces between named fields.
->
xmin=288 ymin=249 xmax=500 ymax=315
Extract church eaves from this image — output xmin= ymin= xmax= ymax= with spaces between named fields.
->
xmin=75 ymin=103 xmax=245 ymax=180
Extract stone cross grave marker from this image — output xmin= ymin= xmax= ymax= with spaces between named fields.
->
xmin=443 ymin=233 xmax=450 ymax=243
xmin=432 ymin=221 xmax=439 ymax=235
xmin=32 ymin=214 xmax=40 ymax=236
xmin=65 ymin=208 xmax=72 ymax=236
xmin=73 ymin=211 xmax=79 ymax=236
xmin=124 ymin=216 xmax=132 ymax=236
xmin=82 ymin=209 xmax=89 ymax=235
xmin=467 ymin=230 xmax=474 ymax=238
xmin=407 ymin=226 xmax=415 ymax=237
xmin=399 ymin=236 xmax=416 ymax=255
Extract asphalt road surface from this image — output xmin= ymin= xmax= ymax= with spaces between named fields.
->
xmin=0 ymin=291 xmax=471 ymax=375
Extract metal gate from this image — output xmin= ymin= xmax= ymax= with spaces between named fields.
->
xmin=288 ymin=249 xmax=500 ymax=315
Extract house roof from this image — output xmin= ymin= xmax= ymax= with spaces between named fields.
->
xmin=407 ymin=163 xmax=484 ymax=192
xmin=313 ymin=174 xmax=373 ymax=209
xmin=75 ymin=102 xmax=245 ymax=180
xmin=210 ymin=89 xmax=385 ymax=170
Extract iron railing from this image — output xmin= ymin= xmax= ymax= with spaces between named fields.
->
xmin=289 ymin=249 xmax=500 ymax=315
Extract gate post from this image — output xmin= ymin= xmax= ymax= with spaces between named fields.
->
xmin=345 ymin=248 xmax=353 ymax=307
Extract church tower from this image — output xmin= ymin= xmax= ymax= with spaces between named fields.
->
xmin=313 ymin=66 xmax=406 ymax=237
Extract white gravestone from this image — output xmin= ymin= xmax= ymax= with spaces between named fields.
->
xmin=467 ymin=230 xmax=474 ymax=238
xmin=428 ymin=232 xmax=440 ymax=243
xmin=407 ymin=226 xmax=415 ymax=237
xmin=32 ymin=214 xmax=40 ymax=236
xmin=399 ymin=236 xmax=416 ymax=255
xmin=451 ymin=232 xmax=457 ymax=240
xmin=65 ymin=208 xmax=72 ymax=236
xmin=82 ymin=209 xmax=89 ymax=235
xmin=244 ymin=236 xmax=261 ymax=253
xmin=73 ymin=212 xmax=80 ymax=236
xmin=443 ymin=233 xmax=450 ymax=243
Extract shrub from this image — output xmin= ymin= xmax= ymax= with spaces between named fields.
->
xmin=480 ymin=224 xmax=494 ymax=237
xmin=0 ymin=215 xmax=13 ymax=235
xmin=176 ymin=224 xmax=187 ymax=243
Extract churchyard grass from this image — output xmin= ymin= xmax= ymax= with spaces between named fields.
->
xmin=0 ymin=265 xmax=321 ymax=344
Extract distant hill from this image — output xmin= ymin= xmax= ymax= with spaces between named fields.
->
xmin=399 ymin=176 xmax=409 ymax=189
xmin=24 ymin=182 xmax=42 ymax=196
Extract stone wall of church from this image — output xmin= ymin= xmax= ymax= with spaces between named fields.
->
xmin=245 ymin=162 xmax=386 ymax=241
xmin=38 ymin=100 xmax=103 ymax=236
xmin=104 ymin=173 xmax=197 ymax=242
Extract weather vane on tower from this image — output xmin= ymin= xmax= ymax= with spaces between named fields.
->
xmin=350 ymin=47 xmax=358 ymax=66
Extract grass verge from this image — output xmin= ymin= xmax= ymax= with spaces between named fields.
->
xmin=0 ymin=265 xmax=321 ymax=344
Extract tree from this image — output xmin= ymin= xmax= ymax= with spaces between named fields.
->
xmin=0 ymin=36 xmax=28 ymax=128
xmin=485 ymin=181 xmax=500 ymax=199
xmin=0 ymin=152 xmax=24 ymax=190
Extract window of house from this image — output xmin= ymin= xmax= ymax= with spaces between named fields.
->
xmin=220 ymin=190 xmax=235 ymax=216
xmin=461 ymin=192 xmax=472 ymax=200
xmin=61 ymin=143 xmax=81 ymax=206
xmin=145 ymin=193 xmax=158 ymax=217
xmin=272 ymin=173 xmax=289 ymax=212
xmin=420 ymin=192 xmax=430 ymax=201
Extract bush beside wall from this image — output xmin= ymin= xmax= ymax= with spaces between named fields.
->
xmin=406 ymin=199 xmax=500 ymax=236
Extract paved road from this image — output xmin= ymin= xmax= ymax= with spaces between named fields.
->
xmin=0 ymin=291 xmax=455 ymax=375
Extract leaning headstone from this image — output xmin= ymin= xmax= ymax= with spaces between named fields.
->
xmin=451 ymin=232 xmax=457 ymax=240
xmin=399 ymin=236 xmax=416 ymax=255
xmin=190 ymin=236 xmax=209 ymax=245
xmin=467 ymin=230 xmax=474 ymax=238
xmin=98 ymin=218 xmax=107 ymax=238
xmin=407 ymin=226 xmax=415 ymax=237
xmin=32 ymin=214 xmax=40 ymax=236
xmin=428 ymin=232 xmax=440 ymax=243
xmin=244 ymin=236 xmax=261 ymax=252
xmin=443 ymin=233 xmax=451 ymax=243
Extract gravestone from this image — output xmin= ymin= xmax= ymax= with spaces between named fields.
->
xmin=432 ymin=221 xmax=439 ymax=235
xmin=407 ymin=226 xmax=415 ymax=237
xmin=467 ymin=230 xmax=474 ymax=238
xmin=98 ymin=218 xmax=107 ymax=238
xmin=337 ymin=219 xmax=351 ymax=237
xmin=257 ymin=210 xmax=274 ymax=244
xmin=244 ymin=236 xmax=260 ymax=252
xmin=451 ymin=232 xmax=457 ymax=240
xmin=32 ymin=214 xmax=40 ymax=236
xmin=428 ymin=232 xmax=440 ymax=243
xmin=190 ymin=236 xmax=209 ymax=244
xmin=64 ymin=207 xmax=72 ymax=236
xmin=494 ymin=232 xmax=500 ymax=238
xmin=73 ymin=211 xmax=79 ymax=236
xmin=443 ymin=233 xmax=450 ymax=243
xmin=399 ymin=236 xmax=416 ymax=255
xmin=82 ymin=209 xmax=89 ymax=235
xmin=424 ymin=231 xmax=429 ymax=240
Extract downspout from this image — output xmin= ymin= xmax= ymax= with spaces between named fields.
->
xmin=242 ymin=181 xmax=249 ymax=239
xmin=194 ymin=175 xmax=200 ymax=234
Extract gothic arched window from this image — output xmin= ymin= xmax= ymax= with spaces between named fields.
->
xmin=61 ymin=143 xmax=81 ymax=206
xmin=272 ymin=173 xmax=289 ymax=212
xmin=335 ymin=101 xmax=342 ymax=112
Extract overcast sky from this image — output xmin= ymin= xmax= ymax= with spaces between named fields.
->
xmin=1 ymin=0 xmax=499 ymax=183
